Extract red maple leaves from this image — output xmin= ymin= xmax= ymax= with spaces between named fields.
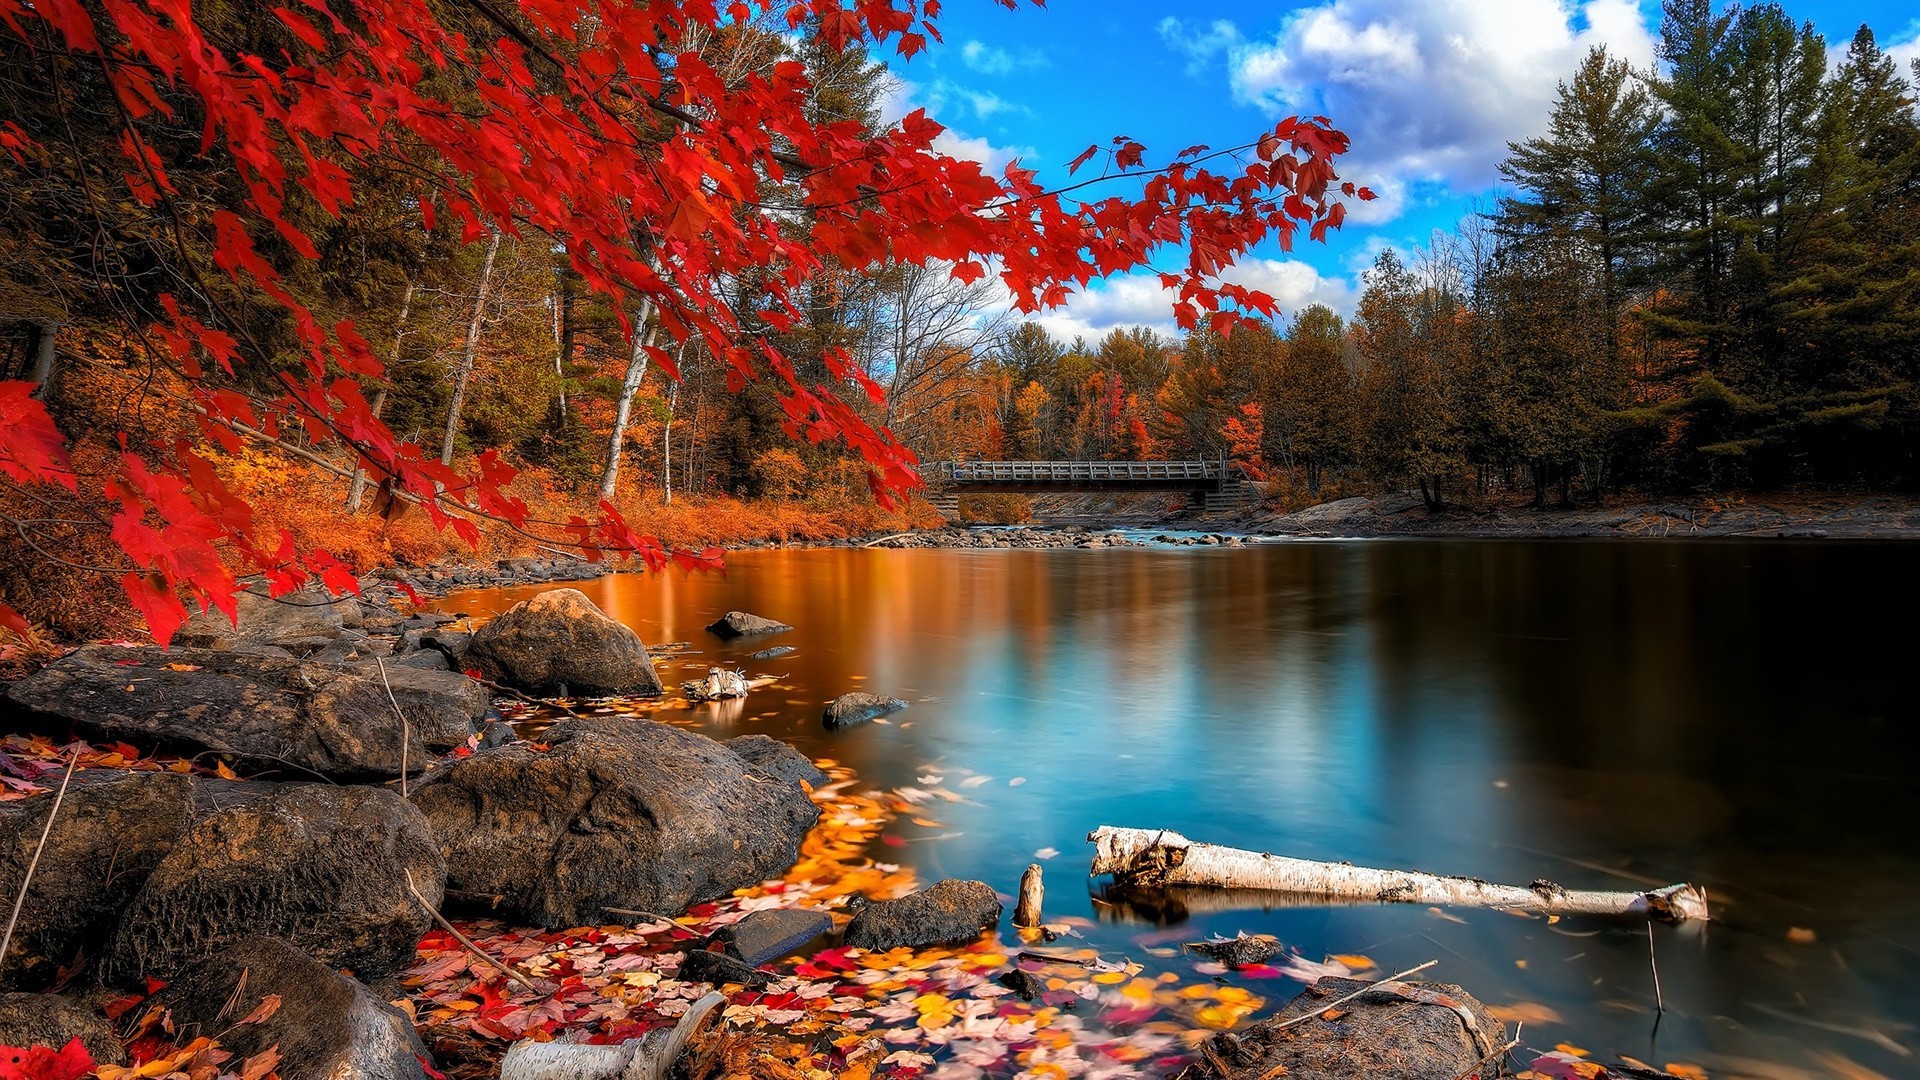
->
xmin=0 ymin=0 xmax=1365 ymax=643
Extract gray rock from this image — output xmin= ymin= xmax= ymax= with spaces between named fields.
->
xmin=465 ymin=589 xmax=661 ymax=697
xmin=6 ymin=646 xmax=486 ymax=781
xmin=380 ymin=649 xmax=449 ymax=672
xmin=103 ymin=783 xmax=443 ymax=988
xmin=822 ymin=692 xmax=908 ymax=730
xmin=675 ymin=948 xmax=771 ymax=989
xmin=150 ymin=937 xmax=428 ymax=1080
xmin=706 ymin=611 xmax=793 ymax=639
xmin=0 ymin=993 xmax=124 ymax=1064
xmin=175 ymin=585 xmax=350 ymax=653
xmin=403 ymin=629 xmax=472 ymax=671
xmin=725 ymin=734 xmax=828 ymax=787
xmin=842 ymin=880 xmax=1000 ymax=951
xmin=410 ymin=718 xmax=818 ymax=928
xmin=1190 ymin=977 xmax=1500 ymax=1080
xmin=709 ymin=908 xmax=832 ymax=967
xmin=749 ymin=646 xmax=797 ymax=660
xmin=0 ymin=770 xmax=194 ymax=990
xmin=1185 ymin=935 xmax=1285 ymax=968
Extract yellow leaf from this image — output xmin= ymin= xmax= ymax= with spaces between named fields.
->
xmin=1330 ymin=953 xmax=1375 ymax=970
xmin=215 ymin=760 xmax=238 ymax=780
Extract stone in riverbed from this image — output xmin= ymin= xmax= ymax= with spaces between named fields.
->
xmin=149 ymin=936 xmax=429 ymax=1080
xmin=5 ymin=646 xmax=486 ymax=781
xmin=749 ymin=645 xmax=796 ymax=659
xmin=1188 ymin=976 xmax=1500 ymax=1080
xmin=409 ymin=718 xmax=819 ymax=928
xmin=842 ymin=879 xmax=1001 ymax=951
xmin=822 ymin=692 xmax=908 ymax=730
xmin=465 ymin=588 xmax=662 ymax=697
xmin=675 ymin=948 xmax=772 ymax=989
xmin=725 ymin=734 xmax=828 ymax=787
xmin=102 ymin=782 xmax=443 ymax=988
xmin=0 ymin=993 xmax=125 ymax=1064
xmin=1185 ymin=934 xmax=1285 ymax=968
xmin=0 ymin=770 xmax=194 ymax=990
xmin=708 ymin=908 xmax=832 ymax=967
xmin=705 ymin=611 xmax=793 ymax=639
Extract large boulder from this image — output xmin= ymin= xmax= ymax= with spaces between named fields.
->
xmin=705 ymin=611 xmax=792 ymax=640
xmin=842 ymin=880 xmax=1001 ymax=951
xmin=149 ymin=937 xmax=428 ymax=1080
xmin=103 ymin=783 xmax=443 ymax=988
xmin=7 ymin=646 xmax=486 ymax=780
xmin=0 ymin=771 xmax=193 ymax=990
xmin=465 ymin=589 xmax=661 ymax=697
xmin=410 ymin=718 xmax=819 ymax=927
xmin=1188 ymin=977 xmax=1503 ymax=1080
xmin=822 ymin=692 xmax=908 ymax=730
xmin=175 ymin=585 xmax=353 ymax=653
xmin=724 ymin=734 xmax=827 ymax=788
xmin=0 ymin=993 xmax=125 ymax=1064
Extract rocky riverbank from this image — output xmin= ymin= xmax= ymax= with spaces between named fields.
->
xmin=1236 ymin=491 xmax=1920 ymax=539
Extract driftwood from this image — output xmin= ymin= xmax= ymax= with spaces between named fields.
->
xmin=499 ymin=992 xmax=724 ymax=1080
xmin=1088 ymin=827 xmax=1710 ymax=922
xmin=682 ymin=669 xmax=750 ymax=702
xmin=1013 ymin=864 xmax=1043 ymax=928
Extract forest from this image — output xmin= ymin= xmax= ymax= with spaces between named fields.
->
xmin=1 ymin=0 xmax=1918 ymax=638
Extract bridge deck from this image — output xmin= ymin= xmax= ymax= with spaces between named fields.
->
xmin=929 ymin=460 xmax=1239 ymax=493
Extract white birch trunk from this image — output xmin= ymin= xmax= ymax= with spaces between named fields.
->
xmin=1088 ymin=826 xmax=1710 ymax=922
xmin=499 ymin=992 xmax=722 ymax=1080
xmin=440 ymin=230 xmax=502 ymax=467
xmin=598 ymin=300 xmax=655 ymax=501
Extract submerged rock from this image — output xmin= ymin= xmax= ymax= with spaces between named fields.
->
xmin=0 ymin=993 xmax=126 ymax=1064
xmin=708 ymin=908 xmax=832 ymax=967
xmin=465 ymin=589 xmax=662 ymax=697
xmin=0 ymin=770 xmax=193 ymax=990
xmin=410 ymin=718 xmax=819 ymax=928
xmin=705 ymin=611 xmax=793 ymax=639
xmin=1185 ymin=934 xmax=1285 ymax=968
xmin=822 ymin=692 xmax=908 ymax=730
xmin=749 ymin=645 xmax=797 ymax=659
xmin=842 ymin=879 xmax=1001 ymax=951
xmin=103 ymin=783 xmax=443 ymax=988
xmin=6 ymin=646 xmax=486 ymax=780
xmin=1188 ymin=977 xmax=1502 ymax=1080
xmin=724 ymin=734 xmax=827 ymax=788
xmin=150 ymin=936 xmax=429 ymax=1080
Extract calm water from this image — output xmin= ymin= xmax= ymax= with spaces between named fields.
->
xmin=445 ymin=540 xmax=1920 ymax=1076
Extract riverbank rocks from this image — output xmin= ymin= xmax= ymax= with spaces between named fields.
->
xmin=103 ymin=783 xmax=443 ymax=988
xmin=709 ymin=908 xmax=832 ymax=967
xmin=175 ymin=585 xmax=354 ymax=653
xmin=150 ymin=937 xmax=429 ymax=1080
xmin=842 ymin=880 xmax=1001 ymax=951
xmin=6 ymin=646 xmax=486 ymax=780
xmin=675 ymin=948 xmax=772 ymax=990
xmin=410 ymin=718 xmax=818 ymax=928
xmin=1187 ymin=977 xmax=1502 ymax=1080
xmin=706 ymin=611 xmax=792 ymax=639
xmin=0 ymin=994 xmax=125 ymax=1064
xmin=822 ymin=692 xmax=908 ymax=730
xmin=0 ymin=770 xmax=193 ymax=990
xmin=725 ymin=734 xmax=828 ymax=787
xmin=465 ymin=589 xmax=662 ymax=697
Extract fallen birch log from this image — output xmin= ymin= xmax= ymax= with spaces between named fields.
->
xmin=499 ymin=992 xmax=724 ymax=1080
xmin=1087 ymin=826 xmax=1710 ymax=922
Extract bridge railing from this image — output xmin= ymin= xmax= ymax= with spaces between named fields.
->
xmin=928 ymin=460 xmax=1235 ymax=484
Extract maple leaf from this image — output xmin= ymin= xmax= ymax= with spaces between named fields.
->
xmin=0 ymin=1039 xmax=96 ymax=1080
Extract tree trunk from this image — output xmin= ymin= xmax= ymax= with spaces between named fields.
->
xmin=349 ymin=282 xmax=415 ymax=513
xmin=440 ymin=230 xmax=502 ymax=467
xmin=28 ymin=321 xmax=59 ymax=396
xmin=1087 ymin=827 xmax=1709 ymax=922
xmin=662 ymin=363 xmax=680 ymax=505
xmin=597 ymin=302 xmax=655 ymax=501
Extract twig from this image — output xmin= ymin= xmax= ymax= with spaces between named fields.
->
xmin=372 ymin=655 xmax=410 ymax=797
xmin=0 ymin=745 xmax=80 ymax=976
xmin=403 ymin=869 xmax=543 ymax=994
xmin=603 ymin=906 xmax=683 ymax=926
xmin=1648 ymin=921 xmax=1664 ymax=1014
xmin=1271 ymin=959 xmax=1441 ymax=1031
xmin=1450 ymin=1024 xmax=1522 ymax=1080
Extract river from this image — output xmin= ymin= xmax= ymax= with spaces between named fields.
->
xmin=445 ymin=538 xmax=1920 ymax=1075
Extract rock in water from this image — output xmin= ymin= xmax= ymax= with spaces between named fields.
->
xmin=749 ymin=646 xmax=796 ymax=659
xmin=0 ymin=770 xmax=193 ymax=990
xmin=465 ymin=588 xmax=662 ymax=697
xmin=821 ymin=692 xmax=908 ymax=730
xmin=683 ymin=668 xmax=749 ymax=702
xmin=724 ymin=735 xmax=827 ymax=788
xmin=675 ymin=948 xmax=771 ymax=989
xmin=175 ymin=584 xmax=350 ymax=653
xmin=150 ymin=937 xmax=428 ymax=1080
xmin=410 ymin=718 xmax=819 ymax=928
xmin=1184 ymin=934 xmax=1285 ymax=968
xmin=708 ymin=908 xmax=831 ymax=967
xmin=842 ymin=880 xmax=1001 ymax=951
xmin=6 ymin=646 xmax=486 ymax=781
xmin=103 ymin=783 xmax=443 ymax=987
xmin=0 ymin=993 xmax=126 ymax=1064
xmin=1190 ymin=977 xmax=1501 ymax=1080
xmin=705 ymin=611 xmax=792 ymax=639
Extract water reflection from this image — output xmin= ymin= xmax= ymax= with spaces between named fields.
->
xmin=446 ymin=541 xmax=1920 ymax=1074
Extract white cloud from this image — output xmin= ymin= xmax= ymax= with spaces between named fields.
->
xmin=878 ymin=77 xmax=1033 ymax=174
xmin=959 ymin=40 xmax=1046 ymax=76
xmin=1024 ymin=261 xmax=1358 ymax=344
xmin=1890 ymin=28 xmax=1920 ymax=84
xmin=1222 ymin=0 xmax=1658 ymax=224
xmin=1158 ymin=17 xmax=1243 ymax=76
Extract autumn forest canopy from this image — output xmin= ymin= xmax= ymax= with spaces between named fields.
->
xmin=1 ymin=0 xmax=1918 ymax=642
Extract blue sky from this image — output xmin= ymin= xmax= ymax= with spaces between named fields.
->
xmin=876 ymin=0 xmax=1920 ymax=343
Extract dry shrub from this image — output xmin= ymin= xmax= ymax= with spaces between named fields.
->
xmin=958 ymin=493 xmax=1031 ymax=524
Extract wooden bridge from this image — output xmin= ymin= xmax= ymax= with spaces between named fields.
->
xmin=925 ymin=460 xmax=1260 ymax=517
